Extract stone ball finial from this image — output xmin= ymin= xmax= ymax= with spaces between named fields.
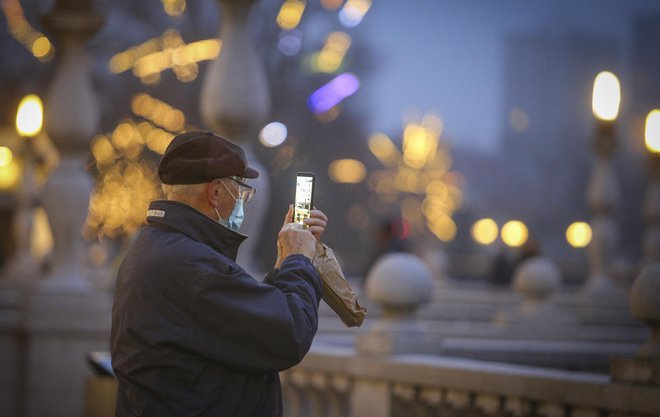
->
xmin=513 ymin=256 xmax=561 ymax=301
xmin=365 ymin=253 xmax=434 ymax=311
xmin=629 ymin=262 xmax=660 ymax=358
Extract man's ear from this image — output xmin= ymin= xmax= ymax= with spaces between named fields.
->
xmin=207 ymin=179 xmax=223 ymax=207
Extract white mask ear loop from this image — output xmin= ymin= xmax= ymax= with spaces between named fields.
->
xmin=220 ymin=180 xmax=239 ymax=200
xmin=213 ymin=180 xmax=232 ymax=223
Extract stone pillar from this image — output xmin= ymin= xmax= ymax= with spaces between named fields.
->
xmin=610 ymin=262 xmax=660 ymax=385
xmin=583 ymin=122 xmax=624 ymax=302
xmin=357 ymin=253 xmax=437 ymax=355
xmin=200 ymin=0 xmax=271 ymax=274
xmin=0 ymin=290 xmax=27 ymax=417
xmin=40 ymin=2 xmax=103 ymax=291
xmin=20 ymin=3 xmax=113 ymax=417
xmin=642 ymin=153 xmax=660 ymax=266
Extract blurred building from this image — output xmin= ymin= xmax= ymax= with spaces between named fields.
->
xmin=630 ymin=14 xmax=660 ymax=138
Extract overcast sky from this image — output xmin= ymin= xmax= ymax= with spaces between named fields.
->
xmin=356 ymin=0 xmax=660 ymax=152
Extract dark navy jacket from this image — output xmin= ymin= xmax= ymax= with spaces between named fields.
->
xmin=111 ymin=200 xmax=322 ymax=417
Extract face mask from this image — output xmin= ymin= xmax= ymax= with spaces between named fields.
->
xmin=215 ymin=182 xmax=245 ymax=231
xmin=226 ymin=199 xmax=244 ymax=231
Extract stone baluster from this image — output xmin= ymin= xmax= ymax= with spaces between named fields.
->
xmin=200 ymin=0 xmax=271 ymax=274
xmin=281 ymin=371 xmax=304 ymax=417
xmin=495 ymin=256 xmax=575 ymax=328
xmin=642 ymin=152 xmax=660 ymax=265
xmin=307 ymin=371 xmax=328 ymax=417
xmin=610 ymin=262 xmax=660 ymax=385
xmin=328 ymin=375 xmax=352 ymax=417
xmin=391 ymin=383 xmax=430 ymax=417
xmin=504 ymin=396 xmax=531 ymax=417
xmin=474 ymin=393 xmax=501 ymax=416
xmin=571 ymin=407 xmax=600 ymax=417
xmin=357 ymin=253 xmax=437 ymax=355
xmin=40 ymin=1 xmax=103 ymax=291
xmin=538 ymin=401 xmax=566 ymax=417
xmin=583 ymin=120 xmax=625 ymax=303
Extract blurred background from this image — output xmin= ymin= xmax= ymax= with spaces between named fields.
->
xmin=0 ymin=0 xmax=658 ymax=282
xmin=1 ymin=1 xmax=660 ymax=417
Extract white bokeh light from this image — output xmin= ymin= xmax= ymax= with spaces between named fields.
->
xmin=259 ymin=122 xmax=288 ymax=147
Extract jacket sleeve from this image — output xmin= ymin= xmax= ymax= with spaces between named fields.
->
xmin=189 ymin=254 xmax=322 ymax=374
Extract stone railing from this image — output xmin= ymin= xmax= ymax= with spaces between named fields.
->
xmin=281 ymin=344 xmax=660 ymax=417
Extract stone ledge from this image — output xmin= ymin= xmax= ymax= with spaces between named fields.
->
xmin=610 ymin=356 xmax=660 ymax=386
xmin=297 ymin=344 xmax=660 ymax=415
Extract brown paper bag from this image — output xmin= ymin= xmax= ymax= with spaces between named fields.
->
xmin=312 ymin=242 xmax=367 ymax=327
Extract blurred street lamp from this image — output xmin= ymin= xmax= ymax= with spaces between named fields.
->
xmin=471 ymin=218 xmax=498 ymax=245
xmin=16 ymin=95 xmax=44 ymax=137
xmin=583 ymin=70 xmax=623 ymax=300
xmin=501 ymin=220 xmax=528 ymax=248
xmin=592 ymin=71 xmax=621 ymax=122
xmin=566 ymin=221 xmax=593 ymax=248
xmin=2 ymin=94 xmax=43 ymax=281
xmin=642 ymin=109 xmax=660 ymax=265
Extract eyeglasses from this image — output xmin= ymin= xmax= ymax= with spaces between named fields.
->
xmin=227 ymin=176 xmax=256 ymax=203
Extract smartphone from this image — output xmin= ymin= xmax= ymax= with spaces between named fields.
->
xmin=293 ymin=172 xmax=315 ymax=227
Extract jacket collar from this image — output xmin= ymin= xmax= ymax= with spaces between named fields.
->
xmin=145 ymin=200 xmax=247 ymax=261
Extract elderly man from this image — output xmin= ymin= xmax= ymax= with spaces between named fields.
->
xmin=111 ymin=131 xmax=328 ymax=417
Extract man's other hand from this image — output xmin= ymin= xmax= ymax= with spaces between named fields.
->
xmin=304 ymin=208 xmax=328 ymax=242
xmin=281 ymin=205 xmax=328 ymax=242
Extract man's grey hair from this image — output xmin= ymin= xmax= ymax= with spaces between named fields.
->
xmin=161 ymin=183 xmax=208 ymax=200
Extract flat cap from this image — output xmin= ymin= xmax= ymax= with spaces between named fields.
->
xmin=158 ymin=131 xmax=259 ymax=185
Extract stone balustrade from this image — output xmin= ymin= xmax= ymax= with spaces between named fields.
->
xmin=281 ymin=343 xmax=660 ymax=417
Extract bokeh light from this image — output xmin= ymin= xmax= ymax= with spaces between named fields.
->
xmin=338 ymin=0 xmax=371 ymax=27
xmin=368 ymin=133 xmax=400 ymax=168
xmin=328 ymin=159 xmax=366 ymax=183
xmin=110 ymin=30 xmax=221 ymax=85
xmin=645 ymin=109 xmax=660 ymax=153
xmin=427 ymin=214 xmax=457 ymax=242
xmin=566 ymin=221 xmax=592 ymax=248
xmin=501 ymin=220 xmax=528 ymax=247
xmin=277 ymin=0 xmax=306 ymax=30
xmin=321 ymin=0 xmax=344 ymax=10
xmin=162 ymin=0 xmax=186 ymax=16
xmin=403 ymin=123 xmax=439 ymax=169
xmin=471 ymin=218 xmax=499 ymax=245
xmin=2 ymin=0 xmax=54 ymax=61
xmin=31 ymin=36 xmax=53 ymax=59
xmin=0 ymin=158 xmax=20 ymax=190
xmin=16 ymin=94 xmax=43 ymax=137
xmin=131 ymin=93 xmax=186 ymax=132
xmin=308 ymin=73 xmax=360 ymax=114
xmin=0 ymin=147 xmax=13 ymax=168
xmin=368 ymin=112 xmax=462 ymax=242
xmin=278 ymin=29 xmax=303 ymax=56
xmin=259 ymin=122 xmax=288 ymax=147
xmin=592 ymin=71 xmax=620 ymax=121
xmin=308 ymin=31 xmax=351 ymax=74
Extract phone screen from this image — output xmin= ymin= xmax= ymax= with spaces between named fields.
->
xmin=293 ymin=173 xmax=315 ymax=226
